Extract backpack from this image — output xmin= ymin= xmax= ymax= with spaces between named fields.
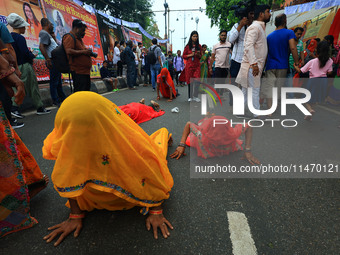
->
xmin=146 ymin=46 xmax=157 ymax=65
xmin=51 ymin=33 xmax=76 ymax=73
xmin=174 ymin=56 xmax=184 ymax=65
xmin=120 ymin=50 xmax=127 ymax=65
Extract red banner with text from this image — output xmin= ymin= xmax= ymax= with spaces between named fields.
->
xmin=41 ymin=0 xmax=104 ymax=78
xmin=0 ymin=0 xmax=49 ymax=81
xmin=121 ymin=25 xmax=143 ymax=45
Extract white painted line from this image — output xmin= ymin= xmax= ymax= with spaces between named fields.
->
xmin=227 ymin=211 xmax=257 ymax=255
xmin=316 ymin=105 xmax=340 ymax=116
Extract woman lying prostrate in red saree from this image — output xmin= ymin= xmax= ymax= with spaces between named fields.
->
xmin=170 ymin=115 xmax=260 ymax=165
xmin=118 ymin=98 xmax=164 ymax=125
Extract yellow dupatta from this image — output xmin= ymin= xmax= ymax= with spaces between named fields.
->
xmin=42 ymin=92 xmax=173 ymax=212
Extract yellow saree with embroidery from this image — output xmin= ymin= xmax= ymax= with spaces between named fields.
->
xmin=42 ymin=92 xmax=173 ymax=212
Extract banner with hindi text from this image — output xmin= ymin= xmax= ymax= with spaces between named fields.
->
xmin=96 ymin=13 xmax=122 ymax=61
xmin=41 ymin=0 xmax=105 ymax=78
xmin=0 ymin=0 xmax=49 ymax=81
xmin=121 ymin=25 xmax=142 ymax=45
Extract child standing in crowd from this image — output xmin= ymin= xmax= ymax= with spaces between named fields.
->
xmin=173 ymin=50 xmax=184 ymax=86
xmin=294 ymin=41 xmax=333 ymax=120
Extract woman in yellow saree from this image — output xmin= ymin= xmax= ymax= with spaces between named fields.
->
xmin=42 ymin=91 xmax=174 ymax=246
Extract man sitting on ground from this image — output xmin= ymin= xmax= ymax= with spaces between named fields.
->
xmin=100 ymin=60 xmax=118 ymax=92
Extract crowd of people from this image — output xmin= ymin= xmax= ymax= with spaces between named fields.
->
xmin=0 ymin=2 xmax=339 ymax=246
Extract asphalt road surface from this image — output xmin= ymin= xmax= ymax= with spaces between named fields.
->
xmin=1 ymin=85 xmax=339 ymax=255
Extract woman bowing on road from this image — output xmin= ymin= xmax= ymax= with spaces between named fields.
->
xmin=42 ymin=92 xmax=174 ymax=246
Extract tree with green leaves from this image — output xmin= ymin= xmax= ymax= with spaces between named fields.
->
xmin=83 ymin=0 xmax=153 ymax=29
xmin=82 ymin=0 xmax=160 ymax=46
xmin=205 ymin=0 xmax=282 ymax=31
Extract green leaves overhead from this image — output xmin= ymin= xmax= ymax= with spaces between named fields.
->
xmin=82 ymin=0 xmax=153 ymax=29
xmin=205 ymin=0 xmax=282 ymax=31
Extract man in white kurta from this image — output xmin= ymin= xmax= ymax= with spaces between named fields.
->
xmin=235 ymin=5 xmax=271 ymax=117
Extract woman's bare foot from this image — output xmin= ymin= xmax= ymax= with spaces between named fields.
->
xmin=28 ymin=175 xmax=49 ymax=198
xmin=304 ymin=115 xmax=312 ymax=121
xmin=150 ymin=100 xmax=160 ymax=110
xmin=139 ymin=98 xmax=145 ymax=104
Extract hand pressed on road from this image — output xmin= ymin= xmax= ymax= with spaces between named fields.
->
xmin=242 ymin=152 xmax=260 ymax=165
xmin=170 ymin=146 xmax=186 ymax=160
xmin=146 ymin=214 xmax=173 ymax=239
xmin=43 ymin=218 xmax=82 ymax=247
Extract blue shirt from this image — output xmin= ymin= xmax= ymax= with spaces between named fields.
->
xmin=173 ymin=56 xmax=184 ymax=71
xmin=11 ymin=32 xmax=35 ymax=65
xmin=100 ymin=66 xmax=110 ymax=79
xmin=0 ymin=22 xmax=14 ymax=44
xmin=124 ymin=46 xmax=135 ymax=64
xmin=266 ymin=29 xmax=296 ymax=70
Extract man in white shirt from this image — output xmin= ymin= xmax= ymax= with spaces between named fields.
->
xmin=39 ymin=18 xmax=66 ymax=106
xmin=228 ymin=8 xmax=254 ymax=107
xmin=148 ymin=38 xmax=162 ymax=91
xmin=136 ymin=42 xmax=142 ymax=77
xmin=160 ymin=46 xmax=166 ymax=67
xmin=229 ymin=9 xmax=254 ymax=77
xmin=210 ymin=30 xmax=232 ymax=99
xmin=235 ymin=5 xmax=271 ymax=118
xmin=113 ymin=41 xmax=121 ymax=77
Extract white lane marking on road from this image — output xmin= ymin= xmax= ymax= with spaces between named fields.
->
xmin=227 ymin=211 xmax=257 ymax=255
xmin=316 ymin=105 xmax=340 ymax=116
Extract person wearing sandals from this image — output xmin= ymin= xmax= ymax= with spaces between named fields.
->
xmin=170 ymin=115 xmax=260 ymax=165
xmin=124 ymin=40 xmax=137 ymax=90
xmin=100 ymin=60 xmax=118 ymax=92
xmin=156 ymin=68 xmax=177 ymax=102
xmin=294 ymin=41 xmax=333 ymax=121
xmin=42 ymin=92 xmax=174 ymax=246
xmin=0 ymin=52 xmax=49 ymax=237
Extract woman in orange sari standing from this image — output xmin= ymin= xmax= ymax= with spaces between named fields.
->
xmin=0 ymin=52 xmax=48 ymax=237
